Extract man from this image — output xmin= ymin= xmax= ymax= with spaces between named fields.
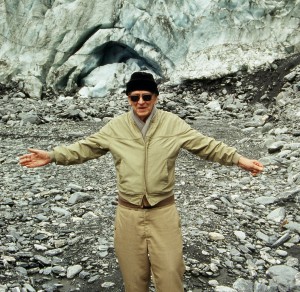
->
xmin=19 ymin=72 xmax=263 ymax=292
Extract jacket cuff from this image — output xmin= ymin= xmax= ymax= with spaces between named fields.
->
xmin=48 ymin=151 xmax=56 ymax=163
xmin=232 ymin=153 xmax=242 ymax=165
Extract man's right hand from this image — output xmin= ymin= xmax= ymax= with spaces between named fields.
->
xmin=19 ymin=148 xmax=52 ymax=168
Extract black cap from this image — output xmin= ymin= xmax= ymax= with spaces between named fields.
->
xmin=126 ymin=72 xmax=159 ymax=95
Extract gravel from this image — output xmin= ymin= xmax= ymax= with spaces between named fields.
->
xmin=0 ymin=54 xmax=300 ymax=291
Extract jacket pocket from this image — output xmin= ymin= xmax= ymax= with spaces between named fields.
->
xmin=148 ymin=158 xmax=174 ymax=193
xmin=117 ymin=159 xmax=144 ymax=193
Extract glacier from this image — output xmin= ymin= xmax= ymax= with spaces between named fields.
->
xmin=0 ymin=0 xmax=299 ymax=98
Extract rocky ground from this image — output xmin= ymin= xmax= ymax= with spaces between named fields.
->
xmin=0 ymin=54 xmax=300 ymax=292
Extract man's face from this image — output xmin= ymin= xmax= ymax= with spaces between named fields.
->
xmin=127 ymin=90 xmax=158 ymax=122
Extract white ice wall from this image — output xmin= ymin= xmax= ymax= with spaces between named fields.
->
xmin=0 ymin=0 xmax=299 ymax=97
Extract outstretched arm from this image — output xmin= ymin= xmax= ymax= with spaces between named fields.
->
xmin=237 ymin=156 xmax=263 ymax=176
xmin=19 ymin=148 xmax=52 ymax=168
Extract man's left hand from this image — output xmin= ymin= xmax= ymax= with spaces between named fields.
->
xmin=238 ymin=156 xmax=264 ymax=176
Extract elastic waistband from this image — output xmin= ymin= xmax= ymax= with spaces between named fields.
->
xmin=118 ymin=195 xmax=175 ymax=209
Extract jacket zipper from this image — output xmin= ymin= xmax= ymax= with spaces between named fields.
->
xmin=143 ymin=137 xmax=149 ymax=201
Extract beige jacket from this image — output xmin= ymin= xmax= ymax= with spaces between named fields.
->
xmin=49 ymin=110 xmax=241 ymax=206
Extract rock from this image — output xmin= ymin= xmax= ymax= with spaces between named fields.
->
xmin=15 ymin=266 xmax=27 ymax=276
xmin=51 ymin=206 xmax=71 ymax=216
xmin=22 ymin=76 xmax=43 ymax=99
xmin=267 ymin=141 xmax=286 ymax=154
xmin=253 ymin=281 xmax=269 ymax=292
xmin=19 ymin=112 xmax=41 ymax=125
xmin=276 ymin=91 xmax=291 ymax=107
xmin=214 ymin=286 xmax=237 ymax=292
xmin=232 ymin=278 xmax=253 ymax=292
xmin=256 ymin=231 xmax=277 ymax=245
xmin=234 ymin=231 xmax=246 ymax=241
xmin=284 ymin=222 xmax=300 ymax=234
xmin=79 ymin=270 xmax=90 ymax=279
xmin=277 ymin=188 xmax=300 ymax=202
xmin=0 ymin=285 xmax=8 ymax=292
xmin=275 ymin=249 xmax=288 ymax=257
xmin=205 ymin=100 xmax=221 ymax=111
xmin=208 ymin=279 xmax=219 ymax=287
xmin=88 ymin=274 xmax=100 ymax=283
xmin=101 ymin=282 xmax=115 ymax=288
xmin=66 ymin=183 xmax=83 ymax=192
xmin=67 ymin=265 xmax=83 ymax=279
xmin=23 ymin=283 xmax=36 ymax=292
xmin=34 ymin=244 xmax=48 ymax=251
xmin=260 ymin=250 xmax=279 ymax=265
xmin=44 ymin=248 xmax=64 ymax=256
xmin=34 ymin=255 xmax=51 ymax=266
xmin=295 ymin=273 xmax=300 ymax=288
xmin=209 ymin=232 xmax=225 ymax=241
xmin=267 ymin=207 xmax=286 ymax=223
xmin=35 ymin=213 xmax=49 ymax=221
xmin=288 ymin=234 xmax=300 ymax=243
xmin=244 ymin=116 xmax=265 ymax=128
xmin=284 ymin=71 xmax=297 ymax=82
xmin=68 ymin=192 xmax=93 ymax=205
xmin=261 ymin=122 xmax=274 ymax=133
xmin=286 ymin=256 xmax=299 ymax=268
xmin=254 ymin=196 xmax=277 ymax=205
xmin=267 ymin=265 xmax=299 ymax=291
xmin=82 ymin=211 xmax=99 ymax=219
xmin=52 ymin=265 xmax=66 ymax=275
xmin=271 ymin=232 xmax=291 ymax=248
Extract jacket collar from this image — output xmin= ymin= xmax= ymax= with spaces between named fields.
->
xmin=131 ymin=106 xmax=157 ymax=138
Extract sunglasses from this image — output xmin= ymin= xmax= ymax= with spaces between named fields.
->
xmin=129 ymin=94 xmax=152 ymax=102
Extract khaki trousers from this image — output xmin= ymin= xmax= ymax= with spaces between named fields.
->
xmin=114 ymin=203 xmax=185 ymax=292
